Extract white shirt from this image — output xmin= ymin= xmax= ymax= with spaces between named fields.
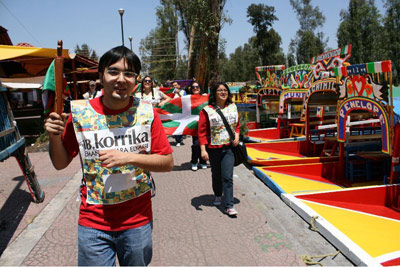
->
xmin=83 ymin=90 xmax=102 ymax=100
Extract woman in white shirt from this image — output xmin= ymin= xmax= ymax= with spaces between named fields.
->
xmin=83 ymin=80 xmax=102 ymax=99
xmin=135 ymin=75 xmax=171 ymax=107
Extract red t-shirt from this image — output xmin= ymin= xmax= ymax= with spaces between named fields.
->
xmin=198 ymin=104 xmax=241 ymax=148
xmin=62 ymin=97 xmax=172 ymax=231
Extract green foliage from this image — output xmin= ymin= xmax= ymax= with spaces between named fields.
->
xmin=296 ymin=30 xmax=325 ymax=64
xmin=220 ymin=37 xmax=260 ymax=82
xmin=289 ymin=0 xmax=327 ymax=64
xmin=139 ymin=0 xmax=179 ymax=82
xmin=239 ymin=114 xmax=249 ymax=136
xmin=37 ymin=131 xmax=49 ymax=143
xmin=290 ymin=0 xmax=326 ymax=31
xmin=74 ymin=44 xmax=98 ymax=62
xmin=383 ymin=0 xmax=400 ymax=85
xmin=140 ymin=0 xmax=228 ymax=86
xmin=337 ymin=0 xmax=384 ymax=64
xmin=247 ymin=4 xmax=285 ymax=66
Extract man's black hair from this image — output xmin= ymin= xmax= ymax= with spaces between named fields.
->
xmin=98 ymin=46 xmax=141 ymax=74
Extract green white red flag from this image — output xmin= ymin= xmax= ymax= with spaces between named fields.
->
xmin=42 ymin=60 xmax=69 ymax=115
xmin=155 ymin=94 xmax=209 ymax=136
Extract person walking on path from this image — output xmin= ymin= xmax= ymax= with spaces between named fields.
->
xmin=135 ymin=75 xmax=171 ymax=107
xmin=198 ymin=82 xmax=240 ymax=216
xmin=189 ymin=81 xmax=207 ymax=171
xmin=82 ymin=80 xmax=102 ymax=99
xmin=44 ymin=46 xmax=173 ymax=266
xmin=171 ymin=81 xmax=186 ymax=146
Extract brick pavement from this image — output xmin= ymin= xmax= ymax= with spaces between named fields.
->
xmin=0 ymin=137 xmax=354 ymax=266
xmin=0 ymin=150 xmax=81 ymax=260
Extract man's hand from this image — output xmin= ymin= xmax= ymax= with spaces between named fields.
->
xmin=45 ymin=112 xmax=68 ymax=136
xmin=98 ymin=150 xmax=134 ymax=168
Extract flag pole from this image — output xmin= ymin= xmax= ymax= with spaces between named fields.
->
xmin=54 ymin=40 xmax=64 ymax=115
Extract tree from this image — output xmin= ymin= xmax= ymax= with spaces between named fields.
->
xmin=289 ymin=0 xmax=327 ymax=64
xmin=337 ymin=0 xmax=384 ymax=64
xmin=220 ymin=37 xmax=261 ymax=82
xmin=296 ymin=31 xmax=325 ymax=64
xmin=139 ymin=0 xmax=179 ymax=82
xmin=74 ymin=44 xmax=98 ymax=61
xmin=173 ymin=0 xmax=229 ymax=88
xmin=383 ymin=0 xmax=400 ymax=85
xmin=247 ymin=4 xmax=285 ymax=65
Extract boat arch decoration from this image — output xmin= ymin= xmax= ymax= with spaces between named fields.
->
xmin=281 ymin=64 xmax=312 ymax=89
xmin=337 ymin=97 xmax=390 ymax=153
xmin=335 ymin=60 xmax=393 ymax=154
xmin=255 ymin=65 xmax=285 ymax=88
xmin=310 ymin=44 xmax=352 ymax=81
xmin=257 ymin=87 xmax=282 ymax=105
xmin=279 ymin=89 xmax=308 ymax=114
xmin=334 ymin=60 xmax=391 ymax=101
xmin=298 ymin=45 xmax=352 ymax=121
xmin=300 ymin=78 xmax=337 ymax=120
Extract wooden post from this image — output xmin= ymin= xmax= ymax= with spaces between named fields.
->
xmin=305 ymin=106 xmax=310 ymax=155
xmin=72 ymin=58 xmax=78 ymax=100
xmin=389 ymin=70 xmax=394 ymax=155
xmin=54 ymin=40 xmax=64 ymax=115
xmin=338 ymin=142 xmax=345 ymax=182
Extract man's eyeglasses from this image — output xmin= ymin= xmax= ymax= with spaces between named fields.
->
xmin=106 ymin=69 xmax=137 ymax=78
xmin=216 ymin=89 xmax=228 ymax=93
xmin=143 ymin=80 xmax=152 ymax=83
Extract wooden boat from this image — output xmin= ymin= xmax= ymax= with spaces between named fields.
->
xmin=251 ymin=57 xmax=400 ymax=266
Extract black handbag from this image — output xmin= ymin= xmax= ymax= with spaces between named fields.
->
xmin=215 ymin=107 xmax=251 ymax=169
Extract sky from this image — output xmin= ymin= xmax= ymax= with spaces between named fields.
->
xmin=0 ymin=0 xmax=385 ymax=59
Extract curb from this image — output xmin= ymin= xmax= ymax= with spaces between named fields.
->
xmin=0 ymin=169 xmax=82 ymax=266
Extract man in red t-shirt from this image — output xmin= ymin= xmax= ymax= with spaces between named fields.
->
xmin=44 ymin=46 xmax=173 ymax=266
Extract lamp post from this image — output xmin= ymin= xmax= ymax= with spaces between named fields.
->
xmin=118 ymin=8 xmax=125 ymax=46
xmin=128 ymin=36 xmax=133 ymax=50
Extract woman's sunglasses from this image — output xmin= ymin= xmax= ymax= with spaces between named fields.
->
xmin=143 ymin=80 xmax=152 ymax=83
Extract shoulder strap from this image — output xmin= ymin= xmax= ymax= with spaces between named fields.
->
xmin=215 ymin=106 xmax=235 ymax=141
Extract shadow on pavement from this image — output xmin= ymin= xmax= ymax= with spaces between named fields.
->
xmin=172 ymin=162 xmax=192 ymax=171
xmin=0 ymin=175 xmax=32 ymax=257
xmin=191 ymin=194 xmax=241 ymax=212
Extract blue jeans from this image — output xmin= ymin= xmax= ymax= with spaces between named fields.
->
xmin=78 ymin=222 xmax=153 ymax=266
xmin=208 ymin=146 xmax=235 ymax=209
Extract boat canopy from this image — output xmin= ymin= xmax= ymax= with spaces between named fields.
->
xmin=0 ymin=45 xmax=70 ymax=60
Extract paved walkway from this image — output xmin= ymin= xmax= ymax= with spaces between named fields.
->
xmin=0 ymin=137 xmax=353 ymax=266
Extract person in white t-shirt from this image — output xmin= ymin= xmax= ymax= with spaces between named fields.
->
xmin=171 ymin=81 xmax=186 ymax=146
xmin=135 ymin=75 xmax=171 ymax=107
xmin=82 ymin=80 xmax=102 ymax=99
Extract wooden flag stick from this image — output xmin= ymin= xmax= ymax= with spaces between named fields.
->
xmin=54 ymin=40 xmax=64 ymax=115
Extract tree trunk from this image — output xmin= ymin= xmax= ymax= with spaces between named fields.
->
xmin=195 ymin=37 xmax=209 ymax=90
xmin=187 ymin=24 xmax=196 ymax=79
xmin=208 ymin=0 xmax=223 ymax=87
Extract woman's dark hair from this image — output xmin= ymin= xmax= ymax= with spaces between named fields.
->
xmin=98 ymin=46 xmax=141 ymax=74
xmin=140 ymin=75 xmax=154 ymax=100
xmin=189 ymin=81 xmax=202 ymax=95
xmin=208 ymin=82 xmax=233 ymax=106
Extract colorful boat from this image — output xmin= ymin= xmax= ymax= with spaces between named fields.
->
xmin=251 ymin=56 xmax=400 ymax=266
xmin=247 ymin=46 xmax=352 ymax=164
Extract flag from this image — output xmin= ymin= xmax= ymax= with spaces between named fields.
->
xmin=42 ymin=60 xmax=69 ymax=115
xmin=159 ymin=87 xmax=175 ymax=98
xmin=132 ymin=83 xmax=141 ymax=95
xmin=155 ymin=94 xmax=209 ymax=136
